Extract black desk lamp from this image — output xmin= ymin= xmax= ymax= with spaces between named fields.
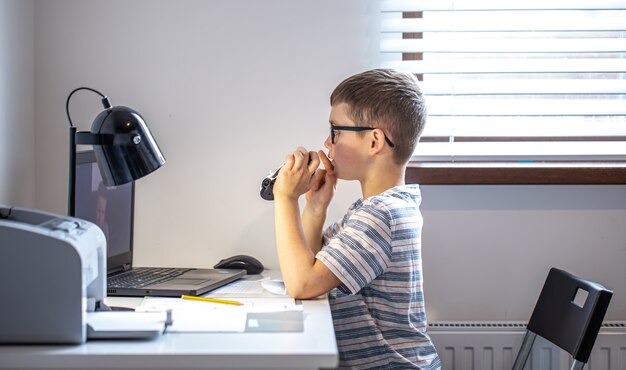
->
xmin=66 ymin=87 xmax=165 ymax=216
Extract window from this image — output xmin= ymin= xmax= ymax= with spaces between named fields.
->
xmin=380 ymin=0 xmax=626 ymax=184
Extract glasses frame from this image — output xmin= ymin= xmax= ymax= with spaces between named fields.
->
xmin=330 ymin=125 xmax=395 ymax=148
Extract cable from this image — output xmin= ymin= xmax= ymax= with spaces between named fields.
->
xmin=65 ymin=87 xmax=107 ymax=128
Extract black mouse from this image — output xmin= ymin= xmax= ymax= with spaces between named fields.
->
xmin=214 ymin=255 xmax=264 ymax=275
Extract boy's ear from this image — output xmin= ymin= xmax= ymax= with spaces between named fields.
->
xmin=368 ymin=129 xmax=387 ymax=155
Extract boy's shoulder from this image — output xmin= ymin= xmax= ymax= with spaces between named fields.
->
xmin=362 ymin=184 xmax=421 ymax=208
xmin=345 ymin=185 xmax=421 ymax=223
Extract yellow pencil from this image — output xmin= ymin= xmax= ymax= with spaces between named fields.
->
xmin=180 ymin=295 xmax=243 ymax=306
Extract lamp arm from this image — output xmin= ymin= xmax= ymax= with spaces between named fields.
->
xmin=75 ymin=132 xmax=114 ymax=146
xmin=75 ymin=131 xmax=141 ymax=146
xmin=66 ymin=87 xmax=110 ymax=217
xmin=68 ymin=126 xmax=77 ymax=216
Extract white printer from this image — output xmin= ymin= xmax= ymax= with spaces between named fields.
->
xmin=0 ymin=205 xmax=106 ymax=344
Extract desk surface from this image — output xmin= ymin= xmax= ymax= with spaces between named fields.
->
xmin=0 ymin=277 xmax=338 ymax=370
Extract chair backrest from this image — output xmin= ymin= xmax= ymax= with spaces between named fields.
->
xmin=526 ymin=267 xmax=613 ymax=364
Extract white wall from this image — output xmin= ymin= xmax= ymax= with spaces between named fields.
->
xmin=0 ymin=0 xmax=35 ymax=207
xmin=31 ymin=0 xmax=625 ymax=322
xmin=34 ymin=0 xmax=367 ymax=271
xmin=420 ymin=185 xmax=626 ymax=321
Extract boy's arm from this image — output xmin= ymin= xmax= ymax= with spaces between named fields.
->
xmin=301 ymin=150 xmax=336 ymax=255
xmin=274 ymin=148 xmax=340 ymax=299
xmin=275 ymin=196 xmax=341 ymax=299
xmin=301 ymin=204 xmax=325 ymax=255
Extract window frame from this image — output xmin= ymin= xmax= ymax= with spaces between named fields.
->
xmin=406 ymin=160 xmax=626 ymax=185
xmin=398 ymin=11 xmax=626 ymax=185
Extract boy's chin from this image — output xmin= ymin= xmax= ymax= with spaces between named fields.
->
xmin=334 ymin=170 xmax=354 ymax=182
xmin=332 ymin=163 xmax=356 ymax=181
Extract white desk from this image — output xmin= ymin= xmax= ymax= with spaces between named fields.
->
xmin=0 ymin=279 xmax=338 ymax=370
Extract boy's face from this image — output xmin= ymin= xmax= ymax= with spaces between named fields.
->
xmin=325 ymin=103 xmax=369 ymax=181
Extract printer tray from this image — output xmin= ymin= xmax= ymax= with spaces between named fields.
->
xmin=86 ymin=312 xmax=165 ymax=340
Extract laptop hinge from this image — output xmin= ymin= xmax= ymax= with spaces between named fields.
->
xmin=121 ymin=263 xmax=132 ymax=272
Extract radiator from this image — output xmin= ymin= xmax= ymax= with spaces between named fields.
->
xmin=428 ymin=321 xmax=626 ymax=370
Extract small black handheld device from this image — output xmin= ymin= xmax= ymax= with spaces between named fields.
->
xmin=259 ymin=156 xmax=313 ymax=201
xmin=260 ymin=166 xmax=281 ymax=201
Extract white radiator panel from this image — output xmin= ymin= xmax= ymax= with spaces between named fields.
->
xmin=428 ymin=322 xmax=626 ymax=370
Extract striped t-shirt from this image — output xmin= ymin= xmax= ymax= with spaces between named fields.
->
xmin=316 ymin=185 xmax=440 ymax=369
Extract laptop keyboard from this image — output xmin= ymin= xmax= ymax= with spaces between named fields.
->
xmin=108 ymin=268 xmax=192 ymax=288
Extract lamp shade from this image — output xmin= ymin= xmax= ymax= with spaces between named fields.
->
xmin=90 ymin=105 xmax=165 ymax=186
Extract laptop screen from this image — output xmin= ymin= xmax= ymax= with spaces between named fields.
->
xmin=74 ymin=150 xmax=134 ymax=273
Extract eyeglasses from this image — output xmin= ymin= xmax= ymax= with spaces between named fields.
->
xmin=330 ymin=125 xmax=395 ymax=148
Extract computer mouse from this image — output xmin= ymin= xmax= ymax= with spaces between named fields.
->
xmin=214 ymin=254 xmax=264 ymax=275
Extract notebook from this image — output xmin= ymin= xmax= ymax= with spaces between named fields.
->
xmin=74 ymin=150 xmax=245 ymax=297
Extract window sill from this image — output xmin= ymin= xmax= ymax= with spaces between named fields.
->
xmin=406 ymin=161 xmax=626 ymax=185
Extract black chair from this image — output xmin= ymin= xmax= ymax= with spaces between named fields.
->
xmin=512 ymin=267 xmax=613 ymax=370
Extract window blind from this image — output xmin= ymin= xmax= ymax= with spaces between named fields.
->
xmin=380 ymin=0 xmax=626 ymax=161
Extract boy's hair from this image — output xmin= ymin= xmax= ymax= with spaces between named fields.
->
xmin=330 ymin=68 xmax=426 ymax=165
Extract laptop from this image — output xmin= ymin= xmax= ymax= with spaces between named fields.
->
xmin=74 ymin=150 xmax=245 ymax=297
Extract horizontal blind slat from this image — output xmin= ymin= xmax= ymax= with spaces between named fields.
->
xmin=382 ymin=0 xmax=626 ymax=12
xmin=421 ymin=80 xmax=626 ymax=95
xmin=427 ymin=98 xmax=626 ymax=116
xmin=381 ymin=38 xmax=626 ymax=53
xmin=422 ymin=117 xmax=626 ymax=137
xmin=412 ymin=141 xmax=626 ymax=160
xmin=381 ymin=18 xmax=626 ymax=32
xmin=382 ymin=59 xmax=626 ymax=73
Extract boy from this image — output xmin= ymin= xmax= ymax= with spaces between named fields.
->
xmin=273 ymin=69 xmax=440 ymax=369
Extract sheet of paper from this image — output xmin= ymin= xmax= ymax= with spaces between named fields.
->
xmin=135 ymin=297 xmax=247 ymax=332
xmin=246 ymin=310 xmax=304 ymax=332
xmin=208 ymin=278 xmax=291 ymax=298
xmin=135 ymin=297 xmax=301 ymax=333
xmin=238 ymin=298 xmax=301 ymax=313
xmin=209 ymin=280 xmax=267 ymax=295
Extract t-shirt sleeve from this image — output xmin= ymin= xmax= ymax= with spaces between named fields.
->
xmin=316 ymin=202 xmax=393 ymax=294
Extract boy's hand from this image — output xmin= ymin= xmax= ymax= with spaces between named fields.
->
xmin=305 ymin=150 xmax=336 ymax=213
xmin=274 ymin=147 xmax=320 ymax=201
